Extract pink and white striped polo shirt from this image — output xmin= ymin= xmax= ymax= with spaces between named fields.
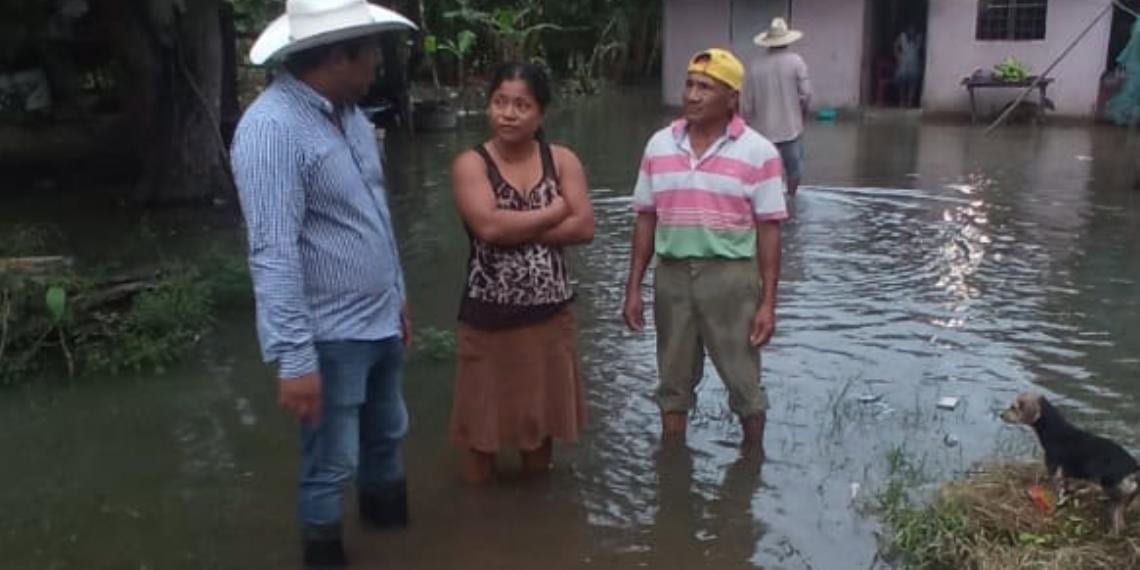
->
xmin=631 ymin=115 xmax=788 ymax=259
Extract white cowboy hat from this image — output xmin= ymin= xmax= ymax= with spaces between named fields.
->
xmin=754 ymin=17 xmax=804 ymax=47
xmin=249 ymin=0 xmax=418 ymax=65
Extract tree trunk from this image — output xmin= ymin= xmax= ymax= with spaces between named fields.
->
xmin=100 ymin=0 xmax=231 ymax=205
xmin=630 ymin=0 xmax=661 ymax=79
xmin=219 ymin=1 xmax=240 ymax=147
xmin=380 ymin=0 xmax=416 ymax=133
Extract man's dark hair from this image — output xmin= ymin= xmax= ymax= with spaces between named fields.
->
xmin=284 ymin=36 xmax=377 ymax=76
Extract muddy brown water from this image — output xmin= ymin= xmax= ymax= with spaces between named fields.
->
xmin=3 ymin=91 xmax=1140 ymax=569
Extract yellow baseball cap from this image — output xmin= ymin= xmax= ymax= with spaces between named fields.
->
xmin=687 ymin=48 xmax=744 ymax=92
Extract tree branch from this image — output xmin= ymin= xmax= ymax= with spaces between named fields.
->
xmin=0 ymin=288 xmax=10 ymax=362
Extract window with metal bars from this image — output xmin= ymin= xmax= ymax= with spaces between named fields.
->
xmin=976 ymin=0 xmax=1048 ymax=41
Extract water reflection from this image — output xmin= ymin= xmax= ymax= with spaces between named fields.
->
xmin=585 ymin=443 xmax=765 ymax=570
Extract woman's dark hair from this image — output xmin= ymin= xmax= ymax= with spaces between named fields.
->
xmin=487 ymin=62 xmax=553 ymax=112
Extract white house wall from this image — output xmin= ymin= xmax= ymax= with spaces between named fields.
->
xmin=792 ymin=0 xmax=869 ymax=110
xmin=664 ymin=0 xmax=1110 ymax=118
xmin=662 ymin=0 xmax=787 ymax=107
xmin=923 ymin=0 xmax=1112 ymax=117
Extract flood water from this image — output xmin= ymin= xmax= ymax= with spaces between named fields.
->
xmin=3 ymin=90 xmax=1140 ymax=569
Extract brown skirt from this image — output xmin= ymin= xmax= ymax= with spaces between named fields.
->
xmin=449 ymin=307 xmax=587 ymax=453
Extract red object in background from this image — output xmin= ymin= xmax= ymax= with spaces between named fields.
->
xmin=1026 ymin=484 xmax=1056 ymax=515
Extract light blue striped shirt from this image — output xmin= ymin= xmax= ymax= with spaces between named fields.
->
xmin=230 ymin=71 xmax=405 ymax=379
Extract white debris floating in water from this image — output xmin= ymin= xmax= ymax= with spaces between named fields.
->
xmin=936 ymin=396 xmax=960 ymax=410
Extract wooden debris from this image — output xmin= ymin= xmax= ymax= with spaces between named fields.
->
xmin=0 ymin=256 xmax=74 ymax=275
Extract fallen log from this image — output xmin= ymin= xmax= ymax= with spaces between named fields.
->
xmin=0 ymin=256 xmax=74 ymax=275
xmin=73 ymin=280 xmax=158 ymax=312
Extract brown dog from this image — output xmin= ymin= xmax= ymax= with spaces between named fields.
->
xmin=1001 ymin=392 xmax=1140 ymax=534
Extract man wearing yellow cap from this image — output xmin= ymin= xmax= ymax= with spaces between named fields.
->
xmin=623 ymin=48 xmax=787 ymax=454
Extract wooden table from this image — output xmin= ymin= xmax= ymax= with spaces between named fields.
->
xmin=960 ymin=76 xmax=1054 ymax=123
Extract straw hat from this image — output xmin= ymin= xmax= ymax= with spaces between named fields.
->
xmin=249 ymin=0 xmax=417 ymax=65
xmin=754 ymin=17 xmax=804 ymax=47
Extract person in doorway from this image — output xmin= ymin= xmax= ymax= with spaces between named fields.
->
xmin=894 ymin=26 xmax=923 ymax=108
xmin=745 ymin=17 xmax=812 ymax=196
xmin=623 ymin=48 xmax=787 ymax=455
xmin=229 ymin=2 xmax=416 ymax=568
xmin=448 ymin=62 xmax=595 ymax=484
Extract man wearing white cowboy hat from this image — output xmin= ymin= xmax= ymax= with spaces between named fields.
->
xmin=744 ymin=17 xmax=812 ymax=196
xmin=229 ymin=1 xmax=416 ymax=567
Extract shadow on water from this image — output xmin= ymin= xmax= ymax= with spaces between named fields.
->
xmin=3 ymin=89 xmax=1140 ymax=569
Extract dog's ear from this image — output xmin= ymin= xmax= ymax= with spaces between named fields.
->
xmin=1019 ymin=393 xmax=1043 ymax=424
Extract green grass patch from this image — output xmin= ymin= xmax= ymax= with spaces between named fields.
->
xmin=412 ymin=326 xmax=457 ymax=362
xmin=873 ymin=450 xmax=1140 ymax=570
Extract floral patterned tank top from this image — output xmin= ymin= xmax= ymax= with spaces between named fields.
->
xmin=458 ymin=140 xmax=575 ymax=330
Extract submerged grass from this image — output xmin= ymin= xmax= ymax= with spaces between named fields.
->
xmin=412 ymin=326 xmax=457 ymax=362
xmin=875 ymin=453 xmax=1140 ymax=570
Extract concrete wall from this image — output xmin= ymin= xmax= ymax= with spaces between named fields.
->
xmin=732 ymin=0 xmax=789 ymax=79
xmin=924 ymin=0 xmax=1112 ymax=117
xmin=662 ymin=0 xmax=786 ymax=106
xmin=662 ymin=0 xmax=867 ymax=111
xmin=791 ymin=0 xmax=868 ymax=110
xmin=663 ymin=0 xmax=1110 ymax=117
xmin=663 ymin=0 xmax=730 ymax=106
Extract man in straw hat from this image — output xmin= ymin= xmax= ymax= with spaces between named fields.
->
xmin=229 ymin=1 xmax=417 ymax=567
xmin=624 ymin=48 xmax=788 ymax=456
xmin=745 ymin=17 xmax=812 ymax=196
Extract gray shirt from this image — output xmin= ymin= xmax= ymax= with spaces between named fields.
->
xmin=230 ymin=71 xmax=406 ymax=379
xmin=744 ymin=49 xmax=812 ymax=143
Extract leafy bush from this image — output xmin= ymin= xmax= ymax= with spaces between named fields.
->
xmin=78 ymin=268 xmax=215 ymax=376
xmin=0 ymin=224 xmax=253 ymax=384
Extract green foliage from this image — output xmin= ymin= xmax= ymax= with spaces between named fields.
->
xmin=873 ymin=456 xmax=1140 ymax=569
xmin=0 ymin=225 xmax=253 ymax=385
xmin=231 ymin=0 xmax=283 ymax=36
xmin=413 ymin=326 xmax=457 ymax=362
xmin=444 ymin=0 xmax=563 ymax=63
xmin=0 ymin=272 xmax=80 ymax=382
xmin=454 ymin=29 xmax=478 ymax=56
xmin=874 ymin=448 xmax=971 ymax=569
xmin=45 ymin=286 xmax=66 ymax=323
xmin=562 ymin=16 xmax=622 ymax=97
xmin=425 ymin=29 xmax=477 ymax=90
xmin=79 ymin=268 xmax=215 ymax=376
xmin=994 ymin=57 xmax=1031 ymax=82
xmin=0 ymin=223 xmax=61 ymax=257
xmin=199 ymin=245 xmax=253 ymax=307
xmin=419 ymin=0 xmax=660 ymax=95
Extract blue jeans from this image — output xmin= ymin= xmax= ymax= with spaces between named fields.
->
xmin=775 ymin=138 xmax=804 ymax=183
xmin=299 ymin=337 xmax=408 ymax=531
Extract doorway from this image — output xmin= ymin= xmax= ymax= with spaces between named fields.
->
xmin=864 ymin=0 xmax=929 ymax=108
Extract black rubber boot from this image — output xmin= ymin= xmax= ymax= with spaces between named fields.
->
xmin=302 ymin=524 xmax=346 ymax=569
xmin=359 ymin=478 xmax=409 ymax=530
